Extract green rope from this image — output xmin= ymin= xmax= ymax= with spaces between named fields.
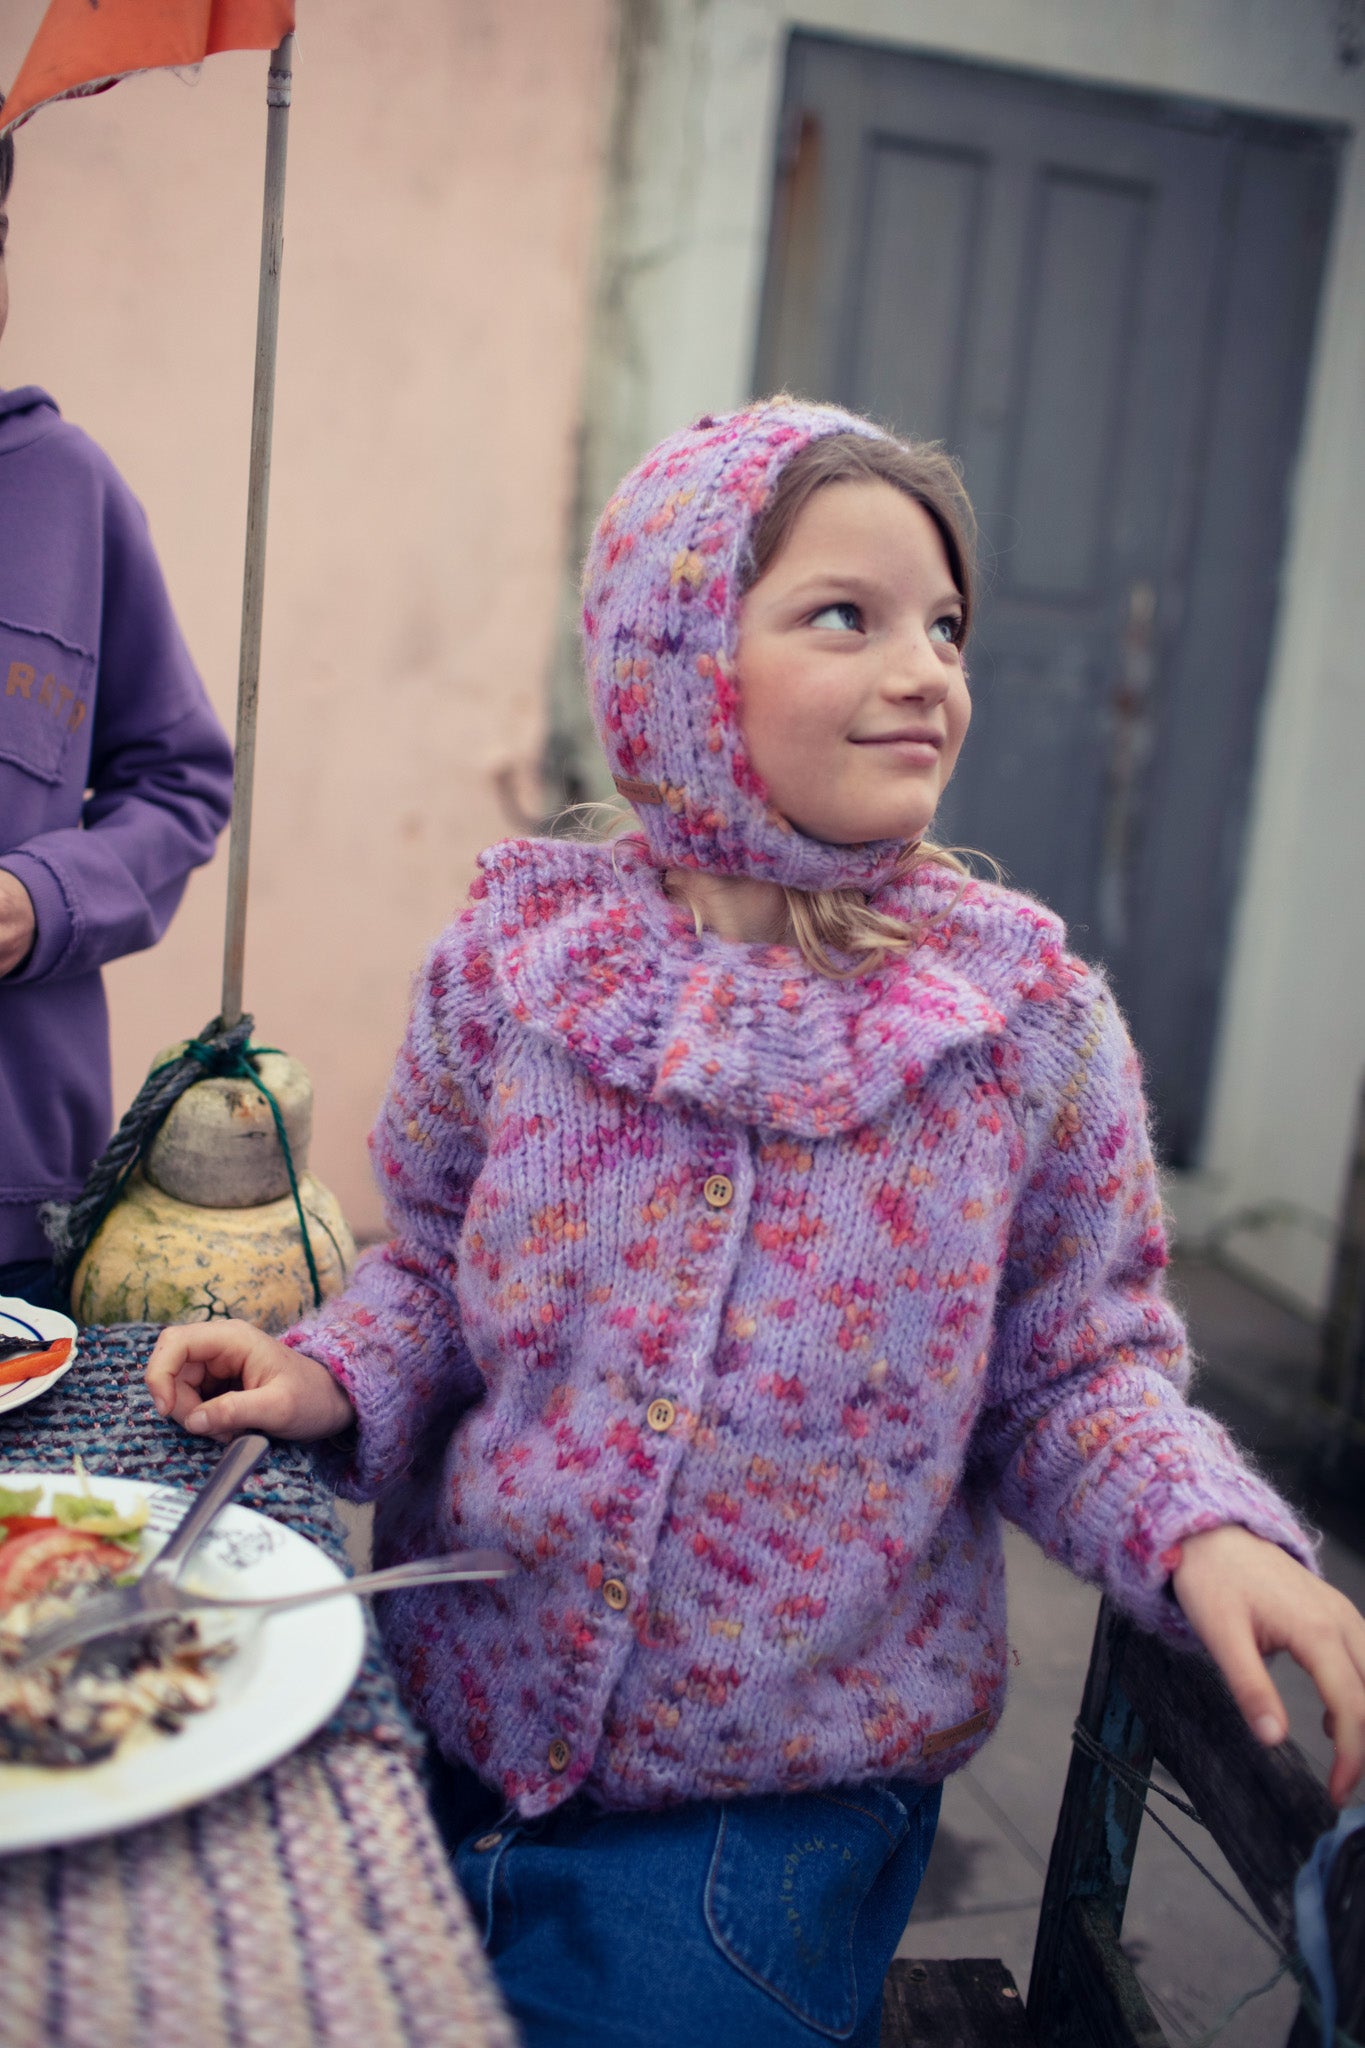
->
xmin=42 ymin=1013 xmax=324 ymax=1312
xmin=1181 ymin=1956 xmax=1294 ymax=2046
xmin=1182 ymin=1958 xmax=1363 ymax=2048
xmin=179 ymin=1040 xmax=324 ymax=1310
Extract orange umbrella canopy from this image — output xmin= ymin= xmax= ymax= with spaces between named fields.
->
xmin=1 ymin=0 xmax=295 ymax=136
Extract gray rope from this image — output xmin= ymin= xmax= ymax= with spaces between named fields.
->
xmin=1070 ymin=1719 xmax=1278 ymax=1952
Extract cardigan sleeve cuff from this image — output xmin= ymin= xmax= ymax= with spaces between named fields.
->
xmin=282 ymin=1319 xmax=418 ymax=1502
xmin=1100 ymin=1453 xmax=1320 ymax=1649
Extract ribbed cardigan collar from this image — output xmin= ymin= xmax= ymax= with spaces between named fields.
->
xmin=476 ymin=838 xmax=1075 ymax=1138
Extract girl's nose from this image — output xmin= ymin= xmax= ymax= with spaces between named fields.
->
xmin=884 ymin=627 xmax=951 ymax=701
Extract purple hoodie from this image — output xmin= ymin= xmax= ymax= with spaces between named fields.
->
xmin=0 ymin=386 xmax=233 ymax=1263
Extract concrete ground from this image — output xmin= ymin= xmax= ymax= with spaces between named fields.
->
xmin=897 ymin=1255 xmax=1364 ymax=2046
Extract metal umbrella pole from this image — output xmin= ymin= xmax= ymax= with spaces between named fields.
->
xmin=220 ymin=31 xmax=293 ymax=1030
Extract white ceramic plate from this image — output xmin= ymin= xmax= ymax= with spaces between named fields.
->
xmin=0 ymin=1470 xmax=365 ymax=1854
xmin=0 ymin=1297 xmax=78 ymax=1417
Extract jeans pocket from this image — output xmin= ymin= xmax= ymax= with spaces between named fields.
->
xmin=702 ymin=1782 xmax=911 ymax=2039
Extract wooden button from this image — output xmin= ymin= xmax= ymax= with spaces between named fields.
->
xmin=646 ymin=1398 xmax=676 ymax=1434
xmin=602 ymin=1578 xmax=629 ymax=1611
xmin=473 ymin=1832 xmax=503 ymax=1852
xmin=547 ymin=1738 xmax=571 ymax=1772
xmin=703 ymin=1173 xmax=734 ymax=1209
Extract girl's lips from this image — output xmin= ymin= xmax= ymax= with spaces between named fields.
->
xmin=852 ymin=732 xmax=943 ymax=765
xmin=853 ymin=729 xmax=943 ymax=746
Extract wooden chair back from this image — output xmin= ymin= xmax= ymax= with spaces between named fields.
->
xmin=882 ymin=1599 xmax=1365 ymax=2047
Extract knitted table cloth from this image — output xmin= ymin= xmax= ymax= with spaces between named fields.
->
xmin=0 ymin=1324 xmax=517 ymax=2048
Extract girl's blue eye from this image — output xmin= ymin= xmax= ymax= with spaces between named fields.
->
xmin=929 ymin=614 xmax=964 ymax=646
xmin=809 ymin=601 xmax=862 ymax=632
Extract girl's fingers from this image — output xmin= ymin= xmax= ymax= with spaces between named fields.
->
xmin=1348 ymin=1606 xmax=1365 ymax=1694
xmin=1283 ymin=1629 xmax=1365 ymax=1804
xmin=144 ymin=1329 xmax=191 ymax=1411
xmin=161 ymin=1364 xmax=214 ymax=1429
xmin=146 ymin=1323 xmax=347 ymax=1442
xmin=146 ymin=1321 xmax=257 ymax=1415
xmin=1201 ymin=1601 xmax=1365 ymax=1797
xmin=183 ymin=1383 xmax=289 ymax=1439
xmin=1173 ymin=1530 xmax=1365 ymax=1798
xmin=1330 ymin=1744 xmax=1364 ymax=1807
xmin=1276 ymin=1593 xmax=1365 ymax=1803
xmin=1190 ymin=1605 xmax=1290 ymax=1746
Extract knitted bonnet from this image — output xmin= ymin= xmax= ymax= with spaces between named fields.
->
xmin=581 ymin=397 xmax=911 ymax=892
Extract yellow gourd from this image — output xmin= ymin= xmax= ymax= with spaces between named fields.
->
xmin=72 ymin=1049 xmax=355 ymax=1335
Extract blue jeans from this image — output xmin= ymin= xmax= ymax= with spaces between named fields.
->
xmin=431 ymin=1757 xmax=941 ymax=2047
xmin=0 ymin=1260 xmax=65 ymax=1314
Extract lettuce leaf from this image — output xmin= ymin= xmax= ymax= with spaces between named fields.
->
xmin=50 ymin=1491 xmax=150 ymax=1545
xmin=0 ymin=1484 xmax=42 ymax=1522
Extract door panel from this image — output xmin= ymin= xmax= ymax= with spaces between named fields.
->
xmin=1006 ymin=173 xmax=1149 ymax=597
xmin=849 ymin=143 xmax=985 ymax=444
xmin=754 ymin=36 xmax=1337 ymax=1160
xmin=1124 ymin=138 xmax=1337 ymax=1151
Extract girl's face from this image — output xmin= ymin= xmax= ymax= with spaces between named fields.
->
xmin=736 ymin=480 xmax=970 ymax=849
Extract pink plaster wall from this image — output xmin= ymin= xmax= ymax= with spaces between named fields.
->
xmin=0 ymin=0 xmax=612 ymax=1239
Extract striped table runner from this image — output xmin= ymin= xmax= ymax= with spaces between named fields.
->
xmin=0 ymin=1736 xmax=517 ymax=2047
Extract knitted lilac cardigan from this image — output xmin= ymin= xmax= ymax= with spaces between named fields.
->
xmin=291 ymin=841 xmax=1311 ymax=1817
xmin=289 ymin=400 xmax=1312 ymax=1817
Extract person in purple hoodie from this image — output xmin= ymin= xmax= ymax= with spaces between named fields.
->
xmin=0 ymin=108 xmax=234 ymax=1310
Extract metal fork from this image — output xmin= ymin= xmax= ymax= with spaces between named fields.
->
xmin=3 ymin=1432 xmax=272 ymax=1671
xmin=12 ymin=1547 xmax=516 ymax=1669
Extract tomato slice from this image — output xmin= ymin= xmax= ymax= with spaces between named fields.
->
xmin=0 ymin=1338 xmax=72 ymax=1386
xmin=0 ymin=1516 xmax=59 ymax=1538
xmin=0 ymin=1526 xmax=131 ymax=1611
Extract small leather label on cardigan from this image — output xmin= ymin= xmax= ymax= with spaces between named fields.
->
xmin=613 ymin=774 xmax=665 ymax=805
xmin=921 ymin=1709 xmax=991 ymax=1759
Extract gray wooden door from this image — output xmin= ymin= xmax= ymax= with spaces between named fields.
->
xmin=754 ymin=36 xmax=1337 ymax=1163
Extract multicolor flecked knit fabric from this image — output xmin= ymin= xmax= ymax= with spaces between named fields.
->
xmin=582 ymin=396 xmax=908 ymax=891
xmin=288 ymin=838 xmax=1314 ymax=1820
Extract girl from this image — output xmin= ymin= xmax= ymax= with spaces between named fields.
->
xmin=148 ymin=399 xmax=1365 ymax=2048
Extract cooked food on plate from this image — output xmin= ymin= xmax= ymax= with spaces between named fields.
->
xmin=0 ymin=1333 xmax=74 ymax=1382
xmin=0 ymin=1471 xmax=229 ymax=1767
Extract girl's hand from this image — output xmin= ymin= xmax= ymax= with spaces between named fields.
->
xmin=145 ymin=1319 xmax=356 ymax=1442
xmin=1172 ymin=1524 xmax=1365 ymax=1806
